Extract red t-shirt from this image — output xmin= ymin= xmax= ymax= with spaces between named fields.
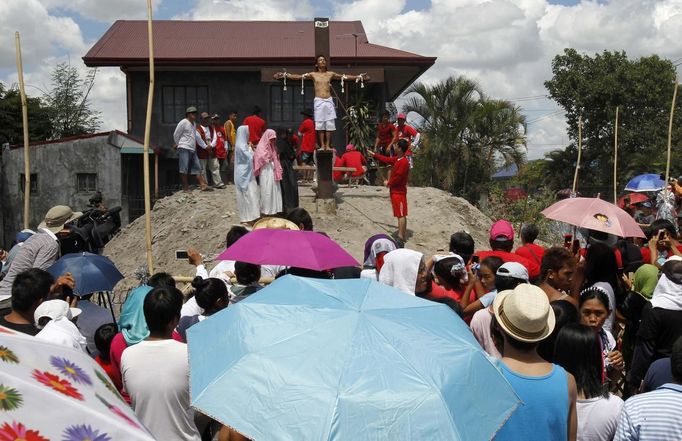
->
xmin=640 ymin=245 xmax=682 ymax=265
xmin=213 ymin=126 xmax=227 ymax=159
xmin=95 ymin=355 xmax=123 ymax=394
xmin=298 ymin=118 xmax=316 ymax=153
xmin=474 ymin=249 xmax=541 ymax=280
xmin=243 ymin=115 xmax=266 ymax=144
xmin=340 ymin=151 xmax=367 ymax=177
xmin=429 ymin=281 xmax=466 ymax=302
xmin=376 ymin=123 xmax=397 ymax=146
xmin=374 ymin=153 xmax=409 ymax=194
xmin=333 ymin=157 xmax=345 ymax=182
xmin=397 ymin=124 xmax=418 ymax=143
xmin=515 ymin=243 xmax=545 ymax=267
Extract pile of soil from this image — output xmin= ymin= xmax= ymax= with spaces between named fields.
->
xmin=104 ymin=185 xmax=494 ymax=290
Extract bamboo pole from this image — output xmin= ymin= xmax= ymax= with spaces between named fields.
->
xmin=142 ymin=0 xmax=155 ymax=273
xmin=665 ymin=78 xmax=679 ymax=184
xmin=154 ymin=152 xmax=159 ymax=199
xmin=15 ymin=32 xmax=30 ymax=230
xmin=613 ymin=106 xmax=619 ymax=204
xmin=572 ymin=115 xmax=583 ymax=194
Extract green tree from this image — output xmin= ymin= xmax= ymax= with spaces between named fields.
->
xmin=403 ymin=75 xmax=526 ymax=200
xmin=544 ymin=49 xmax=682 ymax=191
xmin=43 ymin=63 xmax=101 ymax=138
xmin=0 ymin=82 xmax=54 ymax=145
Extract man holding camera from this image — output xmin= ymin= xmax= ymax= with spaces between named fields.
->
xmin=0 ymin=205 xmax=80 ymax=308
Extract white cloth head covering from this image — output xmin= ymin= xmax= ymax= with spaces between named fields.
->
xmin=378 ymin=249 xmax=424 ymax=295
xmin=651 ymin=273 xmax=682 ymax=311
xmin=35 ymin=317 xmax=88 ymax=352
xmin=234 ymin=125 xmax=254 ymax=192
xmin=365 ymin=239 xmax=398 ymax=267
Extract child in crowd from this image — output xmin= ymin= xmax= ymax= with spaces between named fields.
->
xmin=94 ymin=323 xmax=122 ymax=392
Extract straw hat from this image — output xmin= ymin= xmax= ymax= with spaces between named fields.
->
xmin=493 ymin=284 xmax=555 ymax=343
xmin=38 ymin=205 xmax=82 ymax=234
xmin=252 ymin=217 xmax=300 ymax=231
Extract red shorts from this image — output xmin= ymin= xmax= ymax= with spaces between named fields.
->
xmin=390 ymin=193 xmax=408 ymax=218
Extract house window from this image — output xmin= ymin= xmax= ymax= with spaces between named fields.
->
xmin=19 ymin=174 xmax=38 ymax=195
xmin=162 ymin=86 xmax=209 ymax=123
xmin=270 ymin=85 xmax=315 ymax=123
xmin=77 ymin=173 xmax=97 ymax=193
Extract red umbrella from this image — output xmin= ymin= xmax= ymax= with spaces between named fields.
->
xmin=541 ymin=197 xmax=645 ymax=238
xmin=617 ymin=193 xmax=649 ymax=208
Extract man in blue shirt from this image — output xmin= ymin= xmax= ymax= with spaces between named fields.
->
xmin=615 ymin=337 xmax=682 ymax=440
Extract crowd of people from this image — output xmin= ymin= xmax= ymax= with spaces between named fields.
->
xmin=3 ymin=184 xmax=682 ymax=439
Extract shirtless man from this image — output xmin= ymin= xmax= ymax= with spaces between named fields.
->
xmin=274 ymin=55 xmax=369 ymax=150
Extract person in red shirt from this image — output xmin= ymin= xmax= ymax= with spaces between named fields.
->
xmin=396 ymin=113 xmax=419 ymax=166
xmin=297 ymin=109 xmax=316 ymax=165
xmin=93 ymin=323 xmax=124 ymax=397
xmin=212 ymin=115 xmax=228 ymax=183
xmin=515 ymin=224 xmax=545 ymax=267
xmin=339 ymin=144 xmax=367 ymax=180
xmin=474 ymin=219 xmax=541 ymax=280
xmin=242 ymin=106 xmax=266 ymax=145
xmin=374 ymin=110 xmax=397 ymax=156
xmin=370 ymin=139 xmax=410 ymax=242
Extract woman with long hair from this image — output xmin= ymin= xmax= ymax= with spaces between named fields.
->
xmin=554 ymin=323 xmax=623 ymax=441
xmin=582 ymin=243 xmax=621 ymax=332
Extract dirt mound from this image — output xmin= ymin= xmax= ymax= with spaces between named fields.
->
xmin=104 ymin=185 xmax=493 ymax=289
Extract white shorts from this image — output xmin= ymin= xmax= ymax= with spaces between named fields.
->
xmin=315 ymin=120 xmax=336 ymax=131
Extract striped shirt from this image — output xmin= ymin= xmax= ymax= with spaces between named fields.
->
xmin=614 ymin=383 xmax=682 ymax=440
xmin=0 ymin=230 xmax=59 ymax=301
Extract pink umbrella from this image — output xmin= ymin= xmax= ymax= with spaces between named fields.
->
xmin=216 ymin=229 xmax=359 ymax=270
xmin=541 ymin=197 xmax=645 ymax=238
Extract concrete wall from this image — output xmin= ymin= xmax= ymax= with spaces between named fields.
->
xmin=0 ymin=136 xmax=123 ymax=247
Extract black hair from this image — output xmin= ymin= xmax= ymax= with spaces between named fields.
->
xmin=481 ymin=256 xmax=504 ymax=275
xmin=579 ymin=286 xmax=611 ymax=310
xmin=490 ymin=238 xmax=514 ymax=252
xmin=433 ymin=258 xmax=463 ymax=290
xmin=672 ymin=336 xmax=682 ymax=383
xmin=537 ymin=299 xmax=579 ymax=362
xmin=191 ymin=277 xmax=228 ymax=312
xmin=226 ymin=225 xmax=249 ymax=248
xmin=495 ymin=276 xmax=524 ymax=292
xmin=11 ymin=268 xmax=54 ymax=312
xmin=315 ymin=54 xmax=327 ymax=71
xmin=252 ymin=106 xmax=261 ymax=115
xmin=449 ymin=232 xmax=475 ymax=262
xmin=554 ymin=323 xmax=607 ymax=398
xmin=427 ymin=296 xmax=463 ymax=318
xmin=235 ymin=262 xmax=260 ymax=285
xmin=143 ymin=286 xmax=183 ymax=334
xmin=541 ymin=247 xmax=574 ymax=280
xmin=491 ymin=316 xmax=537 ymax=352
xmin=396 ymin=139 xmax=408 ymax=151
xmin=148 ymin=272 xmax=176 ymax=289
xmin=649 ymin=219 xmax=676 ymax=239
xmin=380 ymin=110 xmax=390 ymax=117
xmin=520 ymin=224 xmax=539 ymax=244
xmin=94 ymin=323 xmax=117 ymax=362
xmin=228 ymin=110 xmax=238 ymax=116
xmin=287 ymin=208 xmax=313 ymax=231
xmin=584 ymin=243 xmax=621 ymax=300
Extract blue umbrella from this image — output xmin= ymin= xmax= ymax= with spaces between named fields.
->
xmin=47 ymin=252 xmax=124 ymax=296
xmin=624 ymin=173 xmax=665 ymax=192
xmin=188 ymin=276 xmax=520 ymax=441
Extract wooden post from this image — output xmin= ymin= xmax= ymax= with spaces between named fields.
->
xmin=154 ymin=151 xmax=159 ymax=199
xmin=613 ymin=106 xmax=619 ymax=204
xmin=142 ymin=0 xmax=155 ymax=273
xmin=15 ymin=32 xmax=30 ymax=230
xmin=314 ymin=18 xmax=330 ymax=68
xmin=665 ymin=78 xmax=679 ymax=184
xmin=572 ymin=115 xmax=583 ymax=194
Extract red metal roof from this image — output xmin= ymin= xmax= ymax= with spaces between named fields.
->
xmin=83 ymin=20 xmax=436 ymax=67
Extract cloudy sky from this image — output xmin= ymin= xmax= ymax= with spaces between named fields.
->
xmin=1 ymin=0 xmax=680 ymax=159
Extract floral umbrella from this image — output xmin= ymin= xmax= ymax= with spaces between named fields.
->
xmin=0 ymin=326 xmax=155 ymax=441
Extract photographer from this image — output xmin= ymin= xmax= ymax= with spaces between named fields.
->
xmin=0 ymin=205 xmax=81 ymax=308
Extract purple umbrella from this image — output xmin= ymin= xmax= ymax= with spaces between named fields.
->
xmin=216 ymin=229 xmax=359 ymax=271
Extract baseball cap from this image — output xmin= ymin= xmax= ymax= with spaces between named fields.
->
xmin=34 ymin=300 xmax=82 ymax=329
xmin=397 ymin=113 xmax=406 ymax=120
xmin=490 ymin=220 xmax=514 ymax=241
xmin=211 ymin=114 xmax=220 ymax=119
xmin=200 ymin=112 xmax=210 ymax=119
xmin=346 ymin=144 xmax=356 ymax=152
xmin=493 ymin=284 xmax=555 ymax=343
xmin=496 ymin=262 xmax=529 ymax=282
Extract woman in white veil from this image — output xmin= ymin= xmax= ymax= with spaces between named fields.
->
xmin=234 ymin=125 xmax=260 ymax=225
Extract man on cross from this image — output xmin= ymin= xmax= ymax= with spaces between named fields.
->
xmin=274 ymin=55 xmax=369 ymax=150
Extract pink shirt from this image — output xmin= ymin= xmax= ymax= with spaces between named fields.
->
xmin=470 ymin=307 xmax=502 ymax=359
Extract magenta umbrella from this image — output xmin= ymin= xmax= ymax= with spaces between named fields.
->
xmin=216 ymin=229 xmax=359 ymax=270
xmin=541 ymin=197 xmax=645 ymax=238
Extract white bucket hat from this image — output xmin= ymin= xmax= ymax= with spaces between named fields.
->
xmin=493 ymin=284 xmax=555 ymax=343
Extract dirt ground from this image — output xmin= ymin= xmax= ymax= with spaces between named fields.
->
xmin=104 ymin=184 xmax=494 ymax=290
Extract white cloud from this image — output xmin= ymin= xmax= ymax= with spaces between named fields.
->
xmin=334 ymin=0 xmax=680 ymax=159
xmin=41 ymin=0 xmax=162 ymax=22
xmin=186 ymin=0 xmax=314 ymax=20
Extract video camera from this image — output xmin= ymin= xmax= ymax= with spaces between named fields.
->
xmin=57 ymin=192 xmax=122 ymax=255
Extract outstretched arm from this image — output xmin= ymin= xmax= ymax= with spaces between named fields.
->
xmin=331 ymin=72 xmax=370 ymax=82
xmin=274 ymin=72 xmax=313 ymax=81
